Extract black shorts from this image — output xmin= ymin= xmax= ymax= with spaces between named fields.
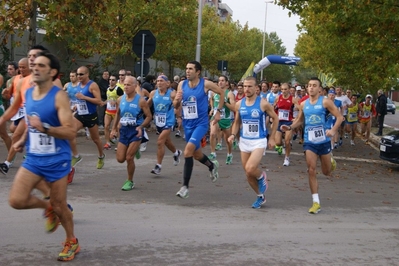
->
xmin=74 ymin=112 xmax=98 ymax=128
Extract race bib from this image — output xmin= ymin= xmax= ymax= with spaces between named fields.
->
xmin=242 ymin=119 xmax=260 ymax=138
xmin=155 ymin=113 xmax=166 ymax=127
xmin=293 ymin=110 xmax=299 ymax=118
xmin=76 ymin=100 xmax=89 ymax=115
xmin=29 ymin=131 xmax=56 ymax=154
xmin=120 ymin=116 xmax=137 ymax=126
xmin=213 ymin=108 xmax=225 ymax=119
xmin=363 ymin=110 xmax=370 ymax=118
xmin=348 ymin=113 xmax=357 ymax=122
xmin=182 ymin=102 xmax=198 ymax=119
xmin=278 ymin=109 xmax=290 ymax=121
xmin=11 ymin=107 xmax=25 ymax=121
xmin=107 ymin=100 xmax=117 ymax=111
xmin=308 ymin=125 xmax=326 ymax=143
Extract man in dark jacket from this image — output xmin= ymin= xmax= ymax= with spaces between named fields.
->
xmin=97 ymin=70 xmax=110 ymax=127
xmin=375 ymin=89 xmax=387 ymax=136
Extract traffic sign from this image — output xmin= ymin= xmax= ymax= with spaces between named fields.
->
xmin=132 ymin=30 xmax=156 ymax=58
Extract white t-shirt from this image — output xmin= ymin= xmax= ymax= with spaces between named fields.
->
xmin=335 ymin=95 xmax=352 ymax=115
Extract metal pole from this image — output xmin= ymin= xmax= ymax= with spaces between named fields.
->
xmin=261 ymin=1 xmax=273 ymax=81
xmin=195 ymin=0 xmax=203 ymax=62
xmin=141 ymin=33 xmax=146 ymax=78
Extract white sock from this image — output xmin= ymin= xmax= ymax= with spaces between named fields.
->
xmin=73 ymin=154 xmax=80 ymax=158
xmin=157 ymin=164 xmax=162 ymax=168
xmin=174 ymin=150 xmax=179 ymax=156
xmin=5 ymin=161 xmax=11 ymax=167
xmin=312 ymin=193 xmax=320 ymax=204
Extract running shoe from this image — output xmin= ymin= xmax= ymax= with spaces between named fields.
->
xmin=276 ymin=145 xmax=283 ymax=155
xmin=350 ymin=140 xmax=355 ymax=146
xmin=173 ymin=150 xmax=182 ymax=166
xmin=140 ymin=142 xmax=147 ymax=152
xmin=135 ymin=149 xmax=141 ymax=159
xmin=71 ymin=155 xmax=82 ymax=167
xmin=334 ymin=142 xmax=338 ymax=149
xmin=151 ymin=165 xmax=161 ymax=175
xmin=201 ymin=136 xmax=207 ymax=148
xmin=175 ymin=130 xmax=181 ymax=138
xmin=110 ymin=137 xmax=117 ymax=144
xmin=331 ymin=156 xmax=337 ymax=172
xmin=0 ymin=163 xmax=9 ymax=175
xmin=293 ymin=133 xmax=297 ymax=141
xmin=226 ymin=154 xmax=233 ymax=165
xmin=121 ymin=180 xmax=134 ymax=191
xmin=252 ymin=195 xmax=266 ymax=209
xmin=97 ymin=154 xmax=105 ymax=169
xmin=283 ymin=157 xmax=290 ymax=166
xmin=103 ymin=143 xmax=111 ymax=150
xmin=215 ymin=143 xmax=222 ymax=150
xmin=58 ymin=238 xmax=80 ymax=261
xmin=209 ymin=160 xmax=219 ymax=182
xmin=365 ymin=140 xmax=370 ymax=145
xmin=67 ymin=203 xmax=74 ymax=213
xmin=45 ymin=206 xmax=59 ymax=233
xmin=308 ymin=202 xmax=321 ymax=214
xmin=338 ymin=139 xmax=343 ymax=146
xmin=344 ymin=133 xmax=349 ymax=139
xmin=208 ymin=153 xmax=216 ymax=160
xmin=233 ymin=139 xmax=238 ymax=150
xmin=67 ymin=167 xmax=75 ymax=184
xmin=176 ymin=186 xmax=189 ymax=198
xmin=258 ymin=171 xmax=268 ymax=194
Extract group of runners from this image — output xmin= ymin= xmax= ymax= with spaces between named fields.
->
xmin=3 ymin=45 xmax=380 ymax=261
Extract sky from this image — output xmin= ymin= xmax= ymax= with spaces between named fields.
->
xmin=222 ymin=0 xmax=301 ymax=56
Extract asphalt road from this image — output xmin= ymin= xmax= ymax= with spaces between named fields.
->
xmin=1 ymin=130 xmax=398 ymax=265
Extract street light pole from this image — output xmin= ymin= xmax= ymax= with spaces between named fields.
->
xmin=195 ymin=0 xmax=203 ymax=62
xmin=261 ymin=1 xmax=273 ymax=81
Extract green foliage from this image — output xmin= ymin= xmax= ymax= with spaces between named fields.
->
xmin=279 ymin=0 xmax=399 ymax=93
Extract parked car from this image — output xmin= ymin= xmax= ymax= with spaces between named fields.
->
xmin=379 ymin=130 xmax=399 ymax=164
xmin=386 ymin=98 xmax=396 ymax=114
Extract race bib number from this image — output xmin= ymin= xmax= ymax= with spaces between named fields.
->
xmin=242 ymin=120 xmax=260 ymax=138
xmin=29 ymin=131 xmax=56 ymax=154
xmin=76 ymin=100 xmax=89 ymax=115
xmin=293 ymin=110 xmax=299 ymax=118
xmin=213 ymin=108 xmax=225 ymax=119
xmin=363 ymin=111 xmax=370 ymax=118
xmin=107 ymin=100 xmax=117 ymax=111
xmin=278 ymin=109 xmax=290 ymax=121
xmin=11 ymin=107 xmax=25 ymax=121
xmin=155 ymin=113 xmax=166 ymax=127
xmin=308 ymin=125 xmax=326 ymax=143
xmin=120 ymin=116 xmax=137 ymax=126
xmin=348 ymin=113 xmax=357 ymax=122
xmin=182 ymin=102 xmax=198 ymax=119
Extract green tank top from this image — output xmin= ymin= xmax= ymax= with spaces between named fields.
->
xmin=213 ymin=89 xmax=230 ymax=119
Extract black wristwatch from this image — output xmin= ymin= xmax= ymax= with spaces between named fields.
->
xmin=42 ymin=122 xmax=51 ymax=133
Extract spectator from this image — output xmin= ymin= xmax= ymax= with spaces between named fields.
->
xmin=375 ymin=89 xmax=387 ymax=136
xmin=142 ymin=75 xmax=155 ymax=93
xmin=97 ymin=70 xmax=109 ymax=128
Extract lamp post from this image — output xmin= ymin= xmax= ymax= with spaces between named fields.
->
xmin=195 ymin=0 xmax=203 ymax=62
xmin=261 ymin=1 xmax=273 ymax=81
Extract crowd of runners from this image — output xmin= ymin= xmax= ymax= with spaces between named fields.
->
xmin=1 ymin=45 xmax=387 ymax=261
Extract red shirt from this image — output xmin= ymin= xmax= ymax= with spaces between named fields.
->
xmin=275 ymin=94 xmax=294 ymax=121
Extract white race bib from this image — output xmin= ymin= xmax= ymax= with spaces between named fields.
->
xmin=120 ymin=116 xmax=137 ymax=126
xmin=155 ymin=113 xmax=166 ymax=127
xmin=242 ymin=120 xmax=260 ymax=138
xmin=182 ymin=102 xmax=198 ymax=119
xmin=278 ymin=109 xmax=290 ymax=121
xmin=11 ymin=107 xmax=25 ymax=121
xmin=107 ymin=100 xmax=117 ymax=111
xmin=29 ymin=131 xmax=56 ymax=154
xmin=76 ymin=100 xmax=89 ymax=115
xmin=308 ymin=125 xmax=326 ymax=143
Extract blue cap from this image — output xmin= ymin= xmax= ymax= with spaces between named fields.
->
xmin=328 ymin=90 xmax=336 ymax=95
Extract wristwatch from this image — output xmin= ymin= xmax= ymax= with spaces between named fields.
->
xmin=42 ymin=122 xmax=51 ymax=133
xmin=217 ymin=108 xmax=223 ymax=113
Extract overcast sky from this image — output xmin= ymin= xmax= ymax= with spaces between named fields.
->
xmin=222 ymin=0 xmax=301 ymax=57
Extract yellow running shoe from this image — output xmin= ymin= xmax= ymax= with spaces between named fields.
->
xmin=58 ymin=238 xmax=80 ymax=261
xmin=308 ymin=202 xmax=321 ymax=214
xmin=331 ymin=156 xmax=337 ymax=172
xmin=97 ymin=154 xmax=106 ymax=169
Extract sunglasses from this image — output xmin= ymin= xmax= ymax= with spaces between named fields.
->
xmin=77 ymin=73 xmax=85 ymax=76
xmin=109 ymin=79 xmax=116 ymax=81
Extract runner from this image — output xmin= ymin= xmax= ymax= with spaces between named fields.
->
xmin=228 ymin=76 xmax=278 ymax=208
xmin=110 ymin=76 xmax=152 ymax=191
xmin=281 ymin=77 xmax=343 ymax=214
xmin=174 ymin=61 xmax=224 ymax=198
xmin=346 ymin=95 xmax=359 ymax=146
xmin=147 ymin=74 xmax=182 ymax=175
xmin=8 ymin=51 xmax=79 ymax=261
xmin=358 ymin=94 xmax=376 ymax=144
